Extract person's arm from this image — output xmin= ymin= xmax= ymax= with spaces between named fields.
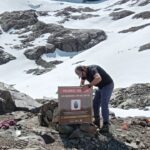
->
xmin=88 ymin=73 xmax=102 ymax=88
xmin=81 ymin=73 xmax=102 ymax=91
xmin=80 ymin=79 xmax=85 ymax=86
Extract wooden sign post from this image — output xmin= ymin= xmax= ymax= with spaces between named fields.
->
xmin=58 ymin=86 xmax=93 ymax=124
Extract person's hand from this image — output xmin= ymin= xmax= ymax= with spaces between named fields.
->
xmin=81 ymin=84 xmax=90 ymax=91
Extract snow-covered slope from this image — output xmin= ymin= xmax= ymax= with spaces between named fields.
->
xmin=0 ymin=0 xmax=150 ymax=99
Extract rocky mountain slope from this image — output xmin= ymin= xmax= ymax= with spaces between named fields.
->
xmin=0 ymin=0 xmax=150 ymax=149
xmin=0 ymin=82 xmax=150 ymax=149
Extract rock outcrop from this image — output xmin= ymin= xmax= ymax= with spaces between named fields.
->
xmin=0 ymin=10 xmax=38 ymax=32
xmin=0 ymin=82 xmax=41 ymax=112
xmin=0 ymin=49 xmax=16 ymax=65
xmin=119 ymin=23 xmax=150 ymax=33
xmin=139 ymin=43 xmax=150 ymax=52
xmin=110 ymin=83 xmax=150 ymax=109
xmin=109 ymin=10 xmax=134 ymax=20
xmin=132 ymin=11 xmax=150 ymax=19
xmin=47 ymin=28 xmax=106 ymax=52
xmin=24 ymin=45 xmax=55 ymax=60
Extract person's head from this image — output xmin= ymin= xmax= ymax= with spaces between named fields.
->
xmin=75 ymin=65 xmax=87 ymax=79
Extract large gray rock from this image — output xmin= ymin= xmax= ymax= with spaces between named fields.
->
xmin=24 ymin=45 xmax=55 ymax=60
xmin=38 ymin=100 xmax=58 ymax=127
xmin=0 ymin=10 xmax=38 ymax=32
xmin=109 ymin=10 xmax=135 ymax=20
xmin=0 ymin=49 xmax=16 ymax=65
xmin=22 ymin=21 xmax=106 ymax=52
xmin=0 ymin=82 xmax=41 ymax=111
xmin=48 ymin=29 xmax=106 ymax=52
xmin=0 ymin=90 xmax=16 ymax=114
xmin=21 ymin=22 xmax=64 ymax=44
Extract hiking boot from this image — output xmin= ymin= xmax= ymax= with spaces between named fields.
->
xmin=99 ymin=122 xmax=109 ymax=133
xmin=93 ymin=119 xmax=100 ymax=128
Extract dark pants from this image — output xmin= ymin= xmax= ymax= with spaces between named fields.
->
xmin=93 ymin=82 xmax=114 ymax=123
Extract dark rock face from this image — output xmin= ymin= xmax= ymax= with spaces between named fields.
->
xmin=139 ymin=43 xmax=150 ymax=52
xmin=132 ymin=11 xmax=150 ymax=19
xmin=0 ymin=89 xmax=16 ymax=114
xmin=138 ymin=0 xmax=150 ymax=6
xmin=0 ymin=29 xmax=2 ymax=34
xmin=119 ymin=23 xmax=150 ymax=33
xmin=110 ymin=83 xmax=150 ymax=109
xmin=55 ymin=6 xmax=99 ymax=23
xmin=0 ymin=82 xmax=41 ymax=111
xmin=48 ymin=29 xmax=106 ymax=52
xmin=24 ymin=45 xmax=55 ymax=60
xmin=109 ymin=10 xmax=135 ymax=20
xmin=22 ymin=21 xmax=106 ymax=53
xmin=21 ymin=21 xmax=64 ymax=44
xmin=55 ymin=6 xmax=98 ymax=17
xmin=0 ymin=49 xmax=16 ymax=65
xmin=0 ymin=10 xmax=38 ymax=32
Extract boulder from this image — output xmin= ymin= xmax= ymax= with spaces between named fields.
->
xmin=24 ymin=45 xmax=55 ymax=60
xmin=21 ymin=21 xmax=106 ymax=52
xmin=38 ymin=100 xmax=58 ymax=127
xmin=0 ymin=82 xmax=41 ymax=111
xmin=0 ymin=49 xmax=16 ymax=65
xmin=0 ymin=91 xmax=16 ymax=114
xmin=48 ymin=29 xmax=106 ymax=52
xmin=0 ymin=10 xmax=38 ymax=32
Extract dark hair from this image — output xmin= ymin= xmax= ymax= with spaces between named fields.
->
xmin=75 ymin=65 xmax=87 ymax=72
